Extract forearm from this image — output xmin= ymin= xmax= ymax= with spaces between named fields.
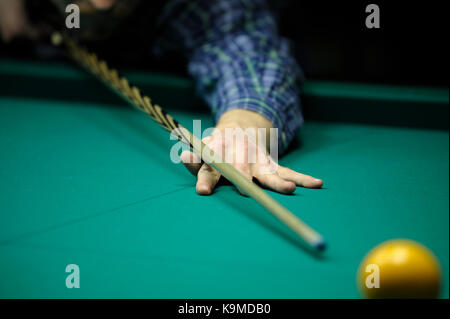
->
xmin=186 ymin=0 xmax=304 ymax=153
xmin=154 ymin=0 xmax=304 ymax=154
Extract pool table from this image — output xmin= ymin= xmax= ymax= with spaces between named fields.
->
xmin=0 ymin=58 xmax=448 ymax=299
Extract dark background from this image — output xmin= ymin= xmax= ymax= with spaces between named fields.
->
xmin=276 ymin=1 xmax=447 ymax=87
xmin=0 ymin=0 xmax=447 ymax=88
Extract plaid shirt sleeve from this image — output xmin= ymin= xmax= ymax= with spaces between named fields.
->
xmin=154 ymin=0 xmax=304 ymax=154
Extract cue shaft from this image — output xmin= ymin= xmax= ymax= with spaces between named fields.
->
xmin=54 ymin=32 xmax=326 ymax=251
xmin=199 ymin=142 xmax=325 ymax=249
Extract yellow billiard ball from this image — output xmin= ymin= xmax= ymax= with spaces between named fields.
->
xmin=357 ymin=239 xmax=441 ymax=299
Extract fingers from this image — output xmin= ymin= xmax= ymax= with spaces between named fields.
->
xmin=196 ymin=163 xmax=221 ymax=195
xmin=180 ymin=150 xmax=221 ymax=195
xmin=233 ymin=165 xmax=252 ymax=197
xmin=277 ymin=167 xmax=323 ymax=189
xmin=180 ymin=133 xmax=323 ymax=195
xmin=180 ymin=150 xmax=202 ymax=176
xmin=255 ymin=173 xmax=296 ymax=194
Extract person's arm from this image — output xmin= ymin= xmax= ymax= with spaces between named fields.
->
xmin=0 ymin=0 xmax=39 ymax=42
xmin=155 ymin=0 xmax=323 ymax=195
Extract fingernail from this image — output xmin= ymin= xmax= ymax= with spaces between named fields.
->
xmin=198 ymin=185 xmax=211 ymax=195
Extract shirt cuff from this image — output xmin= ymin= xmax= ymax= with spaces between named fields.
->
xmin=213 ymin=94 xmax=304 ymax=155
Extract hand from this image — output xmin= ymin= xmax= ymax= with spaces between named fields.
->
xmin=180 ymin=109 xmax=323 ymax=195
xmin=0 ymin=0 xmax=38 ymax=42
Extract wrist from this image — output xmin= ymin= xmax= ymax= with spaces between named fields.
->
xmin=216 ymin=109 xmax=274 ymax=130
xmin=216 ymin=109 xmax=276 ymax=151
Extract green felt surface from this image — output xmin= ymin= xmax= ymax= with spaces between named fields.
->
xmin=0 ymin=93 xmax=448 ymax=298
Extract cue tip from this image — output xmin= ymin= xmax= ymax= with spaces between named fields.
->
xmin=313 ymin=238 xmax=327 ymax=252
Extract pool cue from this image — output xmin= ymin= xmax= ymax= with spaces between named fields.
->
xmin=51 ymin=32 xmax=326 ymax=251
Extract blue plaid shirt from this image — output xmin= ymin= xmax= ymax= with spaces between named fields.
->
xmin=154 ymin=0 xmax=304 ymax=154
